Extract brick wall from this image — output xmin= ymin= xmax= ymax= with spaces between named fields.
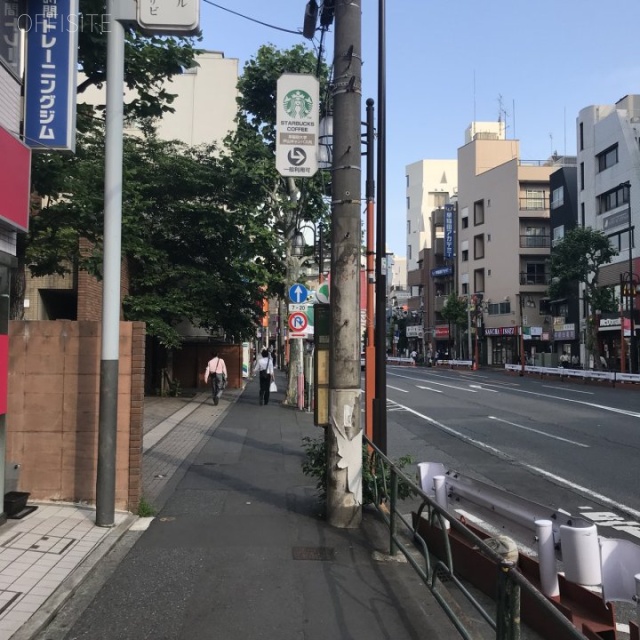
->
xmin=6 ymin=320 xmax=146 ymax=512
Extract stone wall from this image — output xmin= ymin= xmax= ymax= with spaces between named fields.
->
xmin=6 ymin=320 xmax=145 ymax=511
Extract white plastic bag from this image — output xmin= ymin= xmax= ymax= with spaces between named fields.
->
xmin=269 ymin=380 xmax=277 ymax=393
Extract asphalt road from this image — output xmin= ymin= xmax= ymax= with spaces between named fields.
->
xmin=383 ymin=365 xmax=640 ymax=545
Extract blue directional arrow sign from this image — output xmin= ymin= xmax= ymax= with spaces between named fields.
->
xmin=289 ymin=283 xmax=308 ymax=304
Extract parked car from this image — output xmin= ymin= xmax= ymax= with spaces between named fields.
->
xmin=361 ymin=352 xmax=365 ymax=370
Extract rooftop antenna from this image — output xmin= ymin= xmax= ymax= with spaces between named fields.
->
xmin=513 ymin=99 xmax=516 ymax=139
xmin=498 ymin=94 xmax=509 ymax=136
xmin=564 ymin=106 xmax=567 ymax=157
xmin=473 ymin=70 xmax=476 ymax=123
xmin=549 ymin=132 xmax=553 ymax=156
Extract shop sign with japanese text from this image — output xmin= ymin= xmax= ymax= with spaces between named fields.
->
xmin=24 ymin=0 xmax=78 ymax=151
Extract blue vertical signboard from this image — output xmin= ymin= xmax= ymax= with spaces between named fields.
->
xmin=24 ymin=0 xmax=78 ymax=151
xmin=444 ymin=203 xmax=455 ymax=259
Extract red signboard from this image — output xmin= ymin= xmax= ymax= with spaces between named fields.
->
xmin=0 ymin=126 xmax=31 ymax=232
xmin=434 ymin=325 xmax=449 ymax=339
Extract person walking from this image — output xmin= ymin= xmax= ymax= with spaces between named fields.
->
xmin=253 ymin=348 xmax=274 ymax=405
xmin=204 ymin=351 xmax=227 ymax=406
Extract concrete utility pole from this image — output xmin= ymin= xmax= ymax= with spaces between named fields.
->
xmin=327 ymin=0 xmax=362 ymax=528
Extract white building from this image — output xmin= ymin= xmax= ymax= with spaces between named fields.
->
xmin=577 ymin=94 xmax=640 ymax=368
xmin=405 ymin=159 xmax=458 ymax=273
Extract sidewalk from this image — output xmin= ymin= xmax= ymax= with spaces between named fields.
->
xmin=1 ymin=372 xmax=456 ymax=639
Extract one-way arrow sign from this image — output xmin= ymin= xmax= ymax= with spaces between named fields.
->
xmin=289 ymin=283 xmax=308 ymax=304
xmin=287 ymin=147 xmax=307 ymax=166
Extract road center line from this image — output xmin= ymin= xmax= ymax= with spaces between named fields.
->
xmin=488 ymin=416 xmax=589 ymax=447
xmin=542 ymin=385 xmax=594 ymax=395
xmin=389 ymin=372 xmax=477 ymax=392
xmin=416 ymin=385 xmax=443 ymax=394
xmin=389 ymin=398 xmax=640 ymax=522
xmin=387 ymin=384 xmax=409 ymax=393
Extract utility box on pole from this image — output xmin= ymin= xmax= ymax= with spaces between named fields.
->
xmin=326 ymin=0 xmax=362 ymax=528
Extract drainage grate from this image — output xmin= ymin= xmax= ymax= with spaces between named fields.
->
xmin=292 ymin=546 xmax=336 ymax=561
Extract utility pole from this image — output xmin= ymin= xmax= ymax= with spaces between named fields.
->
xmin=327 ymin=0 xmax=362 ymax=528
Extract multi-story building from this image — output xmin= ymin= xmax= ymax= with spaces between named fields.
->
xmin=405 ymin=160 xmax=457 ymax=355
xmin=577 ymin=95 xmax=640 ymax=370
xmin=457 ymin=124 xmax=562 ymax=367
xmin=548 ymin=165 xmax=579 ymax=362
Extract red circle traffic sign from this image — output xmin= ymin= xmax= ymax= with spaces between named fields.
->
xmin=288 ymin=311 xmax=308 ymax=332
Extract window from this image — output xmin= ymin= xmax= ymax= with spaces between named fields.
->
xmin=597 ymin=144 xmax=618 ymax=172
xmin=407 ymin=245 xmax=412 ymax=260
xmin=407 ymin=220 xmax=411 ymax=234
xmin=609 ymin=229 xmax=634 ymax=252
xmin=406 ymin=175 xmax=409 ymax=187
xmin=551 ymin=186 xmax=564 ymax=209
xmin=580 ymin=162 xmax=584 ymax=190
xmin=462 ymin=250 xmax=469 ymax=262
xmin=473 ymin=268 xmax=485 ymax=293
xmin=521 ymin=189 xmax=545 ymax=210
xmin=431 ymin=192 xmax=447 ymax=208
xmin=521 ymin=262 xmax=547 ymax=285
xmin=488 ymin=301 xmax=511 ymax=315
xmin=474 ymin=234 xmax=484 ymax=259
xmin=474 ymin=200 xmax=485 ymax=225
xmin=552 ymin=225 xmax=565 ymax=246
xmin=581 ymin=202 xmax=585 ymax=227
xmin=579 ymin=122 xmax=584 ymax=151
xmin=406 ymin=197 xmax=410 ymax=209
xmin=521 ymin=225 xmax=549 ymax=248
xmin=462 ymin=217 xmax=469 ymax=229
xmin=597 ymin=184 xmax=629 ymax=214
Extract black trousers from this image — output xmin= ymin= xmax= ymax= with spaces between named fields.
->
xmin=259 ymin=374 xmax=271 ymax=405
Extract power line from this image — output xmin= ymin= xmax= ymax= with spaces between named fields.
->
xmin=202 ymin=1 xmax=302 ymax=35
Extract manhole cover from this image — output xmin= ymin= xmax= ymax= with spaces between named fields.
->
xmin=292 ymin=546 xmax=335 ymax=561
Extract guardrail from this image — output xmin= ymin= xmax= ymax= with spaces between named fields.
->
xmin=386 ymin=357 xmax=415 ymax=366
xmin=364 ymin=435 xmax=587 ymax=640
xmin=504 ymin=363 xmax=640 ymax=385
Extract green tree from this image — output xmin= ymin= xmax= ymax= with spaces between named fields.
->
xmin=549 ymin=227 xmax=618 ymax=368
xmin=12 ymin=0 xmax=200 ymax=319
xmin=440 ymin=292 xmax=469 ymax=358
xmin=222 ymin=44 xmax=332 ymax=404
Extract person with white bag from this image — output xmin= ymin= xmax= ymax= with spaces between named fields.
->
xmin=253 ymin=348 xmax=275 ymax=405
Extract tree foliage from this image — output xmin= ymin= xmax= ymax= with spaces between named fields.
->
xmin=440 ymin=292 xmax=468 ymax=329
xmin=549 ymin=226 xmax=618 ymax=362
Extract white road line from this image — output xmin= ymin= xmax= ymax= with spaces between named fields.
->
xmin=389 ymin=372 xmax=477 ymax=392
xmin=416 ymin=385 xmax=443 ymax=394
xmin=528 ymin=465 xmax=640 ymax=521
xmin=542 ymin=385 xmax=594 ymax=395
xmin=387 ymin=385 xmax=409 ymax=393
xmin=469 ymin=384 xmax=498 ymax=393
xmin=389 ymin=398 xmax=640 ymax=522
xmin=488 ymin=416 xmax=589 ymax=448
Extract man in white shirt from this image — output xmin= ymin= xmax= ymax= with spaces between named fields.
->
xmin=253 ymin=348 xmax=274 ymax=405
xmin=204 ymin=351 xmax=227 ymax=406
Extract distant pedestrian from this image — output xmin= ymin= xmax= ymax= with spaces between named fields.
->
xmin=254 ymin=349 xmax=274 ymax=405
xmin=204 ymin=351 xmax=227 ymax=406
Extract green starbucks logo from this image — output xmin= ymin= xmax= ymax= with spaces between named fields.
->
xmin=283 ymin=89 xmax=313 ymax=119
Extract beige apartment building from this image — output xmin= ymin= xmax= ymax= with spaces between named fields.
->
xmin=457 ymin=128 xmax=559 ymax=367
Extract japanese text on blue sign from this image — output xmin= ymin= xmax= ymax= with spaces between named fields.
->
xmin=444 ymin=203 xmax=455 ymax=259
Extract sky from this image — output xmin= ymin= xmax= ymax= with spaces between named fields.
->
xmin=197 ymin=0 xmax=640 ymax=257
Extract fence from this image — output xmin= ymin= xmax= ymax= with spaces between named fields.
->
xmin=364 ymin=435 xmax=594 ymax=640
xmin=504 ymin=363 xmax=640 ymax=385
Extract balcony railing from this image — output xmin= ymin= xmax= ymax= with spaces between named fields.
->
xmin=519 ymin=197 xmax=549 ymax=211
xmin=520 ymin=272 xmax=550 ymax=286
xmin=519 ymin=235 xmax=551 ymax=249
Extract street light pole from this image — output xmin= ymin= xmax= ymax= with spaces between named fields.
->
xmin=519 ymin=293 xmax=525 ymax=376
xmin=365 ymin=98 xmax=375 ymax=444
xmin=374 ymin=0 xmax=387 ymax=455
xmin=326 ymin=0 xmax=362 ymax=528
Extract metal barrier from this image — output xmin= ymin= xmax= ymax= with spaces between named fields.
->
xmin=363 ymin=435 xmax=588 ymax=640
xmin=504 ymin=363 xmax=640 ymax=385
